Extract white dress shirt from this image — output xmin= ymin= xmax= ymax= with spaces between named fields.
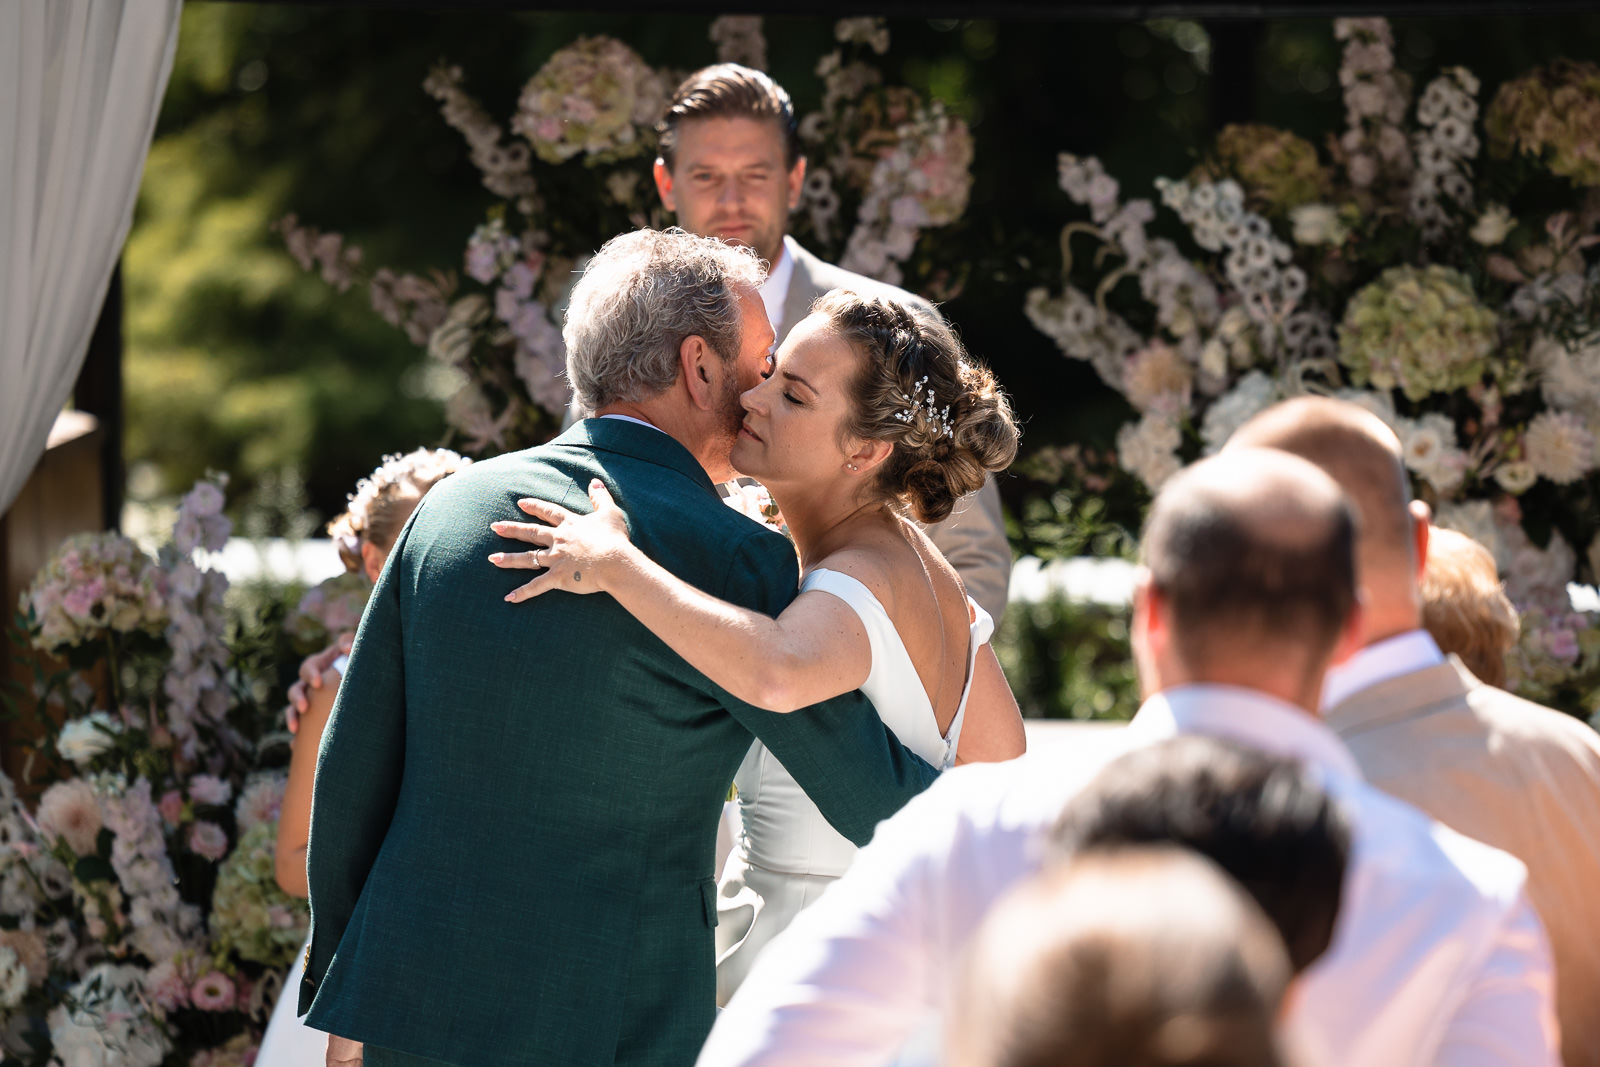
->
xmin=698 ymin=685 xmax=1558 ymax=1067
xmin=1322 ymin=629 xmax=1445 ymax=709
xmin=757 ymin=236 xmax=799 ymax=340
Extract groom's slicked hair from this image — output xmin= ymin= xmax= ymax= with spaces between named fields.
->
xmin=564 ymin=227 xmax=766 ymax=413
xmin=657 ymin=64 xmax=803 ymax=171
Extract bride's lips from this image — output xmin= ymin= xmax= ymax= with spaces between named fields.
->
xmin=739 ymin=421 xmax=762 ymax=443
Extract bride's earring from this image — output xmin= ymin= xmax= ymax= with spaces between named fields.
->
xmin=846 ymin=463 xmax=859 ymax=472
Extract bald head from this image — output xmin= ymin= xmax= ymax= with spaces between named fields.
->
xmin=1141 ymin=449 xmax=1358 ymax=693
xmin=1226 ymin=397 xmax=1421 ymax=640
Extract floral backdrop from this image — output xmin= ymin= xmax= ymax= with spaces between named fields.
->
xmin=8 ymin=12 xmax=1600 ymax=1064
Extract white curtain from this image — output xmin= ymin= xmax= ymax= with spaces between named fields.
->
xmin=0 ymin=0 xmax=182 ymax=515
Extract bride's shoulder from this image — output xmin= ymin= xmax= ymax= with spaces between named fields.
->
xmin=809 ymin=547 xmax=896 ymax=606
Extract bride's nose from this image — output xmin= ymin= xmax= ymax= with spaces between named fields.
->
xmin=740 ymin=382 xmax=767 ymax=414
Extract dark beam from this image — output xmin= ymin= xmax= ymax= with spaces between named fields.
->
xmin=72 ymin=263 xmax=124 ymax=534
xmin=201 ymin=0 xmax=1600 ymax=16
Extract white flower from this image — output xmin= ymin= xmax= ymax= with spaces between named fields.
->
xmin=1468 ymin=204 xmax=1516 ymax=247
xmin=1116 ymin=413 xmax=1184 ymax=492
xmin=1290 ymin=203 xmax=1348 ymax=246
xmin=0 ymin=946 xmax=26 ymax=1009
xmin=1523 ymin=411 xmax=1597 ymax=485
xmin=1530 ymin=333 xmax=1600 ymax=415
xmin=1200 ymin=371 xmax=1279 ymax=454
xmin=1495 ymin=461 xmax=1538 ymax=494
xmin=48 ymin=963 xmax=169 ymax=1067
xmin=1435 ymin=500 xmax=1499 ymax=566
xmin=56 ymin=713 xmax=118 ymax=765
xmin=36 ymin=780 xmax=102 ymax=857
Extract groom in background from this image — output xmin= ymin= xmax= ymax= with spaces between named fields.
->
xmin=649 ymin=63 xmax=1013 ymax=622
xmin=301 ymin=228 xmax=940 ymax=1066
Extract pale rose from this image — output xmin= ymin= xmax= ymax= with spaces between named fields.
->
xmin=36 ymin=779 xmax=103 ymax=857
xmin=188 ymin=821 xmax=229 ymax=861
xmin=56 ymin=712 xmax=118 ymax=764
xmin=1469 ymin=204 xmax=1516 ymax=246
xmin=1290 ymin=203 xmax=1348 ymax=245
xmin=234 ymin=775 xmax=286 ymax=834
xmin=187 ymin=775 xmax=232 ymax=807
xmin=141 ymin=957 xmax=190 ymax=1011
xmin=158 ymin=789 xmax=185 ymax=825
xmin=1495 ymin=461 xmax=1538 ymax=494
xmin=190 ymin=970 xmax=236 ymax=1012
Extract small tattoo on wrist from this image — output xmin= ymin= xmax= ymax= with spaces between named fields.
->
xmin=573 ymin=571 xmax=582 ymax=582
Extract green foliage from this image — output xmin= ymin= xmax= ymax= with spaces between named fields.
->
xmin=995 ymin=595 xmax=1139 ymax=721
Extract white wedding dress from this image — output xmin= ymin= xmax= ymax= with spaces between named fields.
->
xmin=714 ymin=568 xmax=993 ymax=1003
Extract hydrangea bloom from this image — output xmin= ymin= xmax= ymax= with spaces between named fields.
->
xmin=1338 ymin=265 xmax=1498 ymax=400
xmin=1487 ymin=60 xmax=1600 ymax=187
xmin=512 ymin=37 xmax=666 ymax=165
xmin=21 ymin=533 xmax=168 ymax=654
xmin=208 ymin=823 xmax=308 ymax=968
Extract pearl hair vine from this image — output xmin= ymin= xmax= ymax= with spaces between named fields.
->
xmin=892 ymin=375 xmax=955 ymax=440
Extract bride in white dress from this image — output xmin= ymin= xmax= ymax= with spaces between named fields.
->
xmin=490 ymin=290 xmax=1026 ymax=1002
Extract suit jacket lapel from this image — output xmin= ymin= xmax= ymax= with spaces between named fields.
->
xmin=780 ymin=242 xmax=825 ymax=347
xmin=1326 ymin=657 xmax=1475 ymax=740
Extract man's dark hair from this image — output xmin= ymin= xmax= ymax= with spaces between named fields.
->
xmin=656 ymin=64 xmax=803 ymax=171
xmin=1141 ymin=462 xmax=1358 ymax=676
xmin=1049 ymin=736 xmax=1351 ymax=975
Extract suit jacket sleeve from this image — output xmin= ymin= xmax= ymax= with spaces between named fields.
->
xmin=1433 ymin=890 xmax=1561 ymax=1067
xmin=299 ymin=519 xmax=412 ymax=1014
xmin=923 ymin=476 xmax=1010 ymax=623
xmin=717 ymin=531 xmax=939 ymax=846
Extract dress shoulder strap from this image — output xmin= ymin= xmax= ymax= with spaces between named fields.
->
xmin=941 ymin=596 xmax=996 ymax=768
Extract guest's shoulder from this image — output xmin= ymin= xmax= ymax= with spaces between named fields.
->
xmin=790 ymin=241 xmax=938 ymax=319
xmin=1463 ymin=676 xmax=1600 ymax=761
xmin=1342 ymin=773 xmax=1530 ymax=909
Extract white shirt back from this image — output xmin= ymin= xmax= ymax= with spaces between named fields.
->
xmin=699 ymin=685 xmax=1558 ymax=1067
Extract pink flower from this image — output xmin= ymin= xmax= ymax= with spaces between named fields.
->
xmin=188 ymin=821 xmax=229 ymax=861
xmin=187 ymin=775 xmax=232 ymax=807
xmin=157 ymin=790 xmax=185 ymax=826
xmin=190 ymin=970 xmax=236 ymax=1011
xmin=143 ymin=958 xmax=191 ymax=1011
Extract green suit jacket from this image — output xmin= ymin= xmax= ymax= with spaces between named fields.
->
xmin=300 ymin=418 xmax=939 ymax=1065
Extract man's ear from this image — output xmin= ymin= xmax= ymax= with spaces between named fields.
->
xmin=1409 ymin=499 xmax=1432 ymax=579
xmin=678 ymin=334 xmax=720 ymax=412
xmin=654 ymin=158 xmax=677 ymax=213
xmin=786 ymin=154 xmax=807 ymax=212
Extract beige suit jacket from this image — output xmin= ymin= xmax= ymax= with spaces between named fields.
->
xmin=1328 ymin=657 xmax=1600 ymax=1067
xmin=779 ymin=240 xmax=1012 ymax=622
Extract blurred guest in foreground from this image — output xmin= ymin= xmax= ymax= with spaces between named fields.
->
xmin=1418 ymin=525 xmax=1518 ymax=688
xmin=949 ymin=846 xmax=1292 ymax=1067
xmin=1232 ymin=396 xmax=1600 ymax=1067
xmin=698 ymin=447 xmax=1558 ymax=1067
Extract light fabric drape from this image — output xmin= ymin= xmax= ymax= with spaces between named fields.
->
xmin=0 ymin=0 xmax=182 ymax=515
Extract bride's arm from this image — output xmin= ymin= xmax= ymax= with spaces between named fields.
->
xmin=953 ymin=646 xmax=1026 ymax=765
xmin=490 ymin=480 xmax=871 ymax=712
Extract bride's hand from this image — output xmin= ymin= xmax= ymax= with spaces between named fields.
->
xmin=489 ymin=479 xmax=633 ymax=602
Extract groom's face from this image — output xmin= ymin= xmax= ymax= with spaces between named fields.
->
xmin=654 ymin=117 xmax=805 ymax=270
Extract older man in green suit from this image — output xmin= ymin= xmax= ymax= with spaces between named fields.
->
xmin=301 ymin=228 xmax=940 ymax=1066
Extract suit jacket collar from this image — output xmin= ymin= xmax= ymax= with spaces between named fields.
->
xmin=781 ymin=238 xmax=830 ymax=344
xmin=553 ymin=417 xmax=717 ymax=497
xmin=1325 ymin=656 xmax=1478 ymax=741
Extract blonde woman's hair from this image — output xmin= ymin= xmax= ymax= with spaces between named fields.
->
xmin=948 ymin=846 xmax=1291 ymax=1067
xmin=1422 ymin=526 xmax=1519 ymax=687
xmin=327 ymin=448 xmax=471 ymax=572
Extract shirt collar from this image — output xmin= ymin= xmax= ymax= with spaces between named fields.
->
xmin=597 ymin=413 xmax=665 ymax=433
xmin=1320 ymin=629 xmax=1444 ymax=710
xmin=758 ymin=236 xmax=799 ymax=339
xmin=1128 ymin=684 xmax=1365 ymax=782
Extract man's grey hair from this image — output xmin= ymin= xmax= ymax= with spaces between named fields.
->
xmin=564 ymin=227 xmax=767 ymax=412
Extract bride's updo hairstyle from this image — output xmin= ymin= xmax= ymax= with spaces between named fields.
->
xmin=817 ymin=290 xmax=1018 ymax=524
xmin=327 ymin=447 xmax=472 ymax=572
